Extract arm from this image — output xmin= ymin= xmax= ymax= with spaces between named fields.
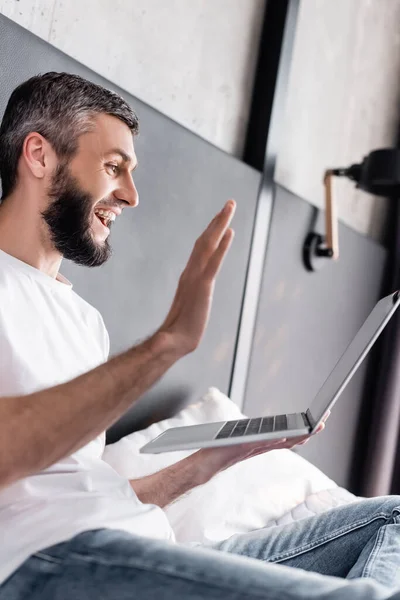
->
xmin=130 ymin=450 xmax=209 ymax=508
xmin=0 ymin=332 xmax=180 ymax=490
xmin=0 ymin=200 xmax=236 ymax=490
xmin=131 ymin=420 xmax=329 ymax=508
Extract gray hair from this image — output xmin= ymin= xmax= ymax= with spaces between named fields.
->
xmin=0 ymin=72 xmax=139 ymax=200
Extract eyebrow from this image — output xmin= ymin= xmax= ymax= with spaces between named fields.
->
xmin=105 ymin=148 xmax=138 ymax=173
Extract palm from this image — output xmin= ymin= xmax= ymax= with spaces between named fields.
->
xmin=197 ymin=416 xmax=329 ymax=476
xmin=159 ymin=201 xmax=236 ymax=354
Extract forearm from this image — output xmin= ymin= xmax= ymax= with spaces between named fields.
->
xmin=129 ymin=444 xmax=272 ymax=508
xmin=0 ymin=331 xmax=183 ymax=489
xmin=130 ymin=451 xmax=213 ymax=508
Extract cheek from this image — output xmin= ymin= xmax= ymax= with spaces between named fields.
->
xmin=92 ymin=181 xmax=114 ymax=206
xmin=74 ymin=166 xmax=111 ymax=203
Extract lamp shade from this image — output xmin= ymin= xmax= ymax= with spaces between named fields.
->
xmin=341 ymin=149 xmax=400 ymax=197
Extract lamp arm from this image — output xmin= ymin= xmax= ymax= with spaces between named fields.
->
xmin=324 ymin=170 xmax=339 ymax=260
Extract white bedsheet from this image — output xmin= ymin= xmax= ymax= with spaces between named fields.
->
xmin=263 ymin=487 xmax=358 ymax=529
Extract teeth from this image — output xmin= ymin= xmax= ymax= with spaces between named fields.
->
xmin=95 ymin=209 xmax=116 ymax=223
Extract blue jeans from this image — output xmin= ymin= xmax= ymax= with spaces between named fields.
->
xmin=1 ymin=495 xmax=400 ymax=600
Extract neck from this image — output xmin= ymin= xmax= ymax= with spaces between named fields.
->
xmin=0 ymin=187 xmax=62 ymax=279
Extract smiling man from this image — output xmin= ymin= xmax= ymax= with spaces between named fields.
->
xmin=0 ymin=77 xmax=139 ymax=273
xmin=0 ymin=72 xmax=400 ymax=600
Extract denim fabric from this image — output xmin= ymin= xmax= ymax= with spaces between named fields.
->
xmin=210 ymin=495 xmax=400 ymax=587
xmin=1 ymin=496 xmax=400 ymax=600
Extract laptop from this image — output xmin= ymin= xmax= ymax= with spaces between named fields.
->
xmin=140 ymin=291 xmax=400 ymax=454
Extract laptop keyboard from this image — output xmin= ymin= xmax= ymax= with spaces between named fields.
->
xmin=215 ymin=415 xmax=289 ymax=440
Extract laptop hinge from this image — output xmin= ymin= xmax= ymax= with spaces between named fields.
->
xmin=305 ymin=408 xmax=317 ymax=430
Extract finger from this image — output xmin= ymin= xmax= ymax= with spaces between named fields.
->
xmin=311 ymin=422 xmax=326 ymax=436
xmin=287 ymin=434 xmax=310 ymax=444
xmin=265 ymin=438 xmax=287 ymax=447
xmin=185 ymin=200 xmax=236 ymax=272
xmin=205 ymin=201 xmax=236 ymax=256
xmin=212 ymin=200 xmax=236 ymax=229
xmin=243 ymin=437 xmax=287 ymax=450
xmin=239 ymin=438 xmax=287 ymax=454
xmin=204 ymin=228 xmax=235 ymax=280
xmin=246 ymin=439 xmax=290 ymax=458
xmin=277 ymin=436 xmax=310 ymax=449
xmin=202 ymin=200 xmax=236 ymax=242
xmin=253 ymin=439 xmax=288 ymax=452
xmin=253 ymin=435 xmax=306 ymax=450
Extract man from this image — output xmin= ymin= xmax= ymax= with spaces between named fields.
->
xmin=0 ymin=72 xmax=399 ymax=600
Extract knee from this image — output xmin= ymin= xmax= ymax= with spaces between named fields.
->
xmin=372 ymin=494 xmax=400 ymax=517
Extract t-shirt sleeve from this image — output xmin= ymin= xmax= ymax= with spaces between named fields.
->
xmin=97 ymin=313 xmax=110 ymax=362
xmin=80 ymin=301 xmax=110 ymax=365
xmin=102 ymin=324 xmax=110 ymax=362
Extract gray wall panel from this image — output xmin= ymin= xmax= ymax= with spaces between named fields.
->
xmin=244 ymin=185 xmax=387 ymax=488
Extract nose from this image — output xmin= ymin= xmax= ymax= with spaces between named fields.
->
xmin=114 ymin=174 xmax=139 ymax=208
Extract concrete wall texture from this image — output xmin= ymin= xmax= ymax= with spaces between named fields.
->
xmin=0 ymin=0 xmax=265 ymax=158
xmin=1 ymin=0 xmax=400 ymax=242
xmin=276 ymin=0 xmax=400 ymax=242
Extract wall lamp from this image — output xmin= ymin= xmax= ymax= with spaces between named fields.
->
xmin=303 ymin=148 xmax=400 ymax=272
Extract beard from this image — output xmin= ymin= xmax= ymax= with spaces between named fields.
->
xmin=41 ymin=162 xmax=112 ymax=267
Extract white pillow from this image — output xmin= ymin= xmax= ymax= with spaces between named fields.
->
xmin=103 ymin=387 xmax=339 ymax=543
xmin=103 ymin=387 xmax=241 ymax=478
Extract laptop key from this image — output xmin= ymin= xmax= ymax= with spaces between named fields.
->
xmin=230 ymin=419 xmax=251 ymax=437
xmin=274 ymin=414 xmax=288 ymax=431
xmin=215 ymin=420 xmax=238 ymax=439
xmin=260 ymin=417 xmax=275 ymax=433
xmin=245 ymin=418 xmax=262 ymax=435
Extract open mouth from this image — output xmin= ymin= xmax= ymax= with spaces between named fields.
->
xmin=94 ymin=209 xmax=116 ymax=231
xmin=95 ymin=213 xmax=110 ymax=229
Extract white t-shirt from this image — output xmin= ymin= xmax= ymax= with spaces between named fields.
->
xmin=0 ymin=249 xmax=175 ymax=586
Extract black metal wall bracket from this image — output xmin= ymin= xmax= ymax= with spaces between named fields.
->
xmin=303 ymin=232 xmax=334 ymax=271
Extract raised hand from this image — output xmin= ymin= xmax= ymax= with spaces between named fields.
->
xmin=158 ymin=200 xmax=236 ymax=355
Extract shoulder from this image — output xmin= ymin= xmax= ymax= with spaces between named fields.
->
xmin=0 ymin=263 xmax=21 ymax=309
xmin=0 ymin=261 xmax=16 ymax=289
xmin=70 ymin=290 xmax=110 ymax=360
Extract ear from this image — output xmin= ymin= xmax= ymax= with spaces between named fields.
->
xmin=22 ymin=132 xmax=57 ymax=180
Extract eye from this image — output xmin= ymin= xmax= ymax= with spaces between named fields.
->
xmin=106 ymin=163 xmax=120 ymax=175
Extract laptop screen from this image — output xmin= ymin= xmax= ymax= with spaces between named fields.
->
xmin=308 ymin=291 xmax=400 ymax=427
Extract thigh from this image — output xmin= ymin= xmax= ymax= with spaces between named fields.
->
xmin=209 ymin=495 xmax=400 ymax=578
xmin=0 ymin=528 xmax=394 ymax=600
